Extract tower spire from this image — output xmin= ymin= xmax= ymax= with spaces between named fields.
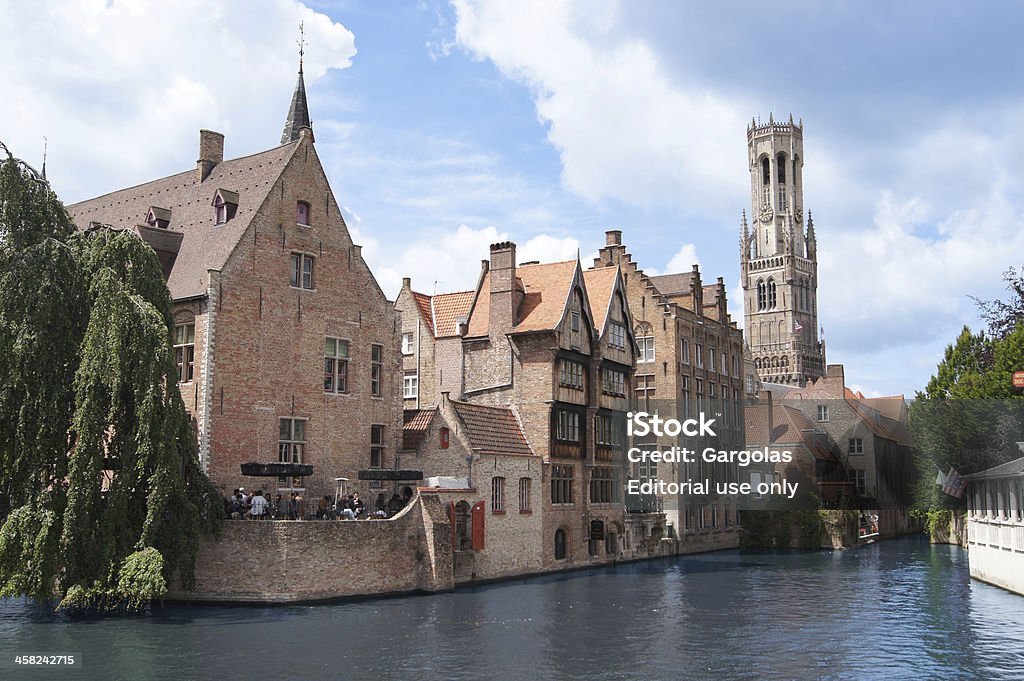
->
xmin=281 ymin=21 xmax=313 ymax=145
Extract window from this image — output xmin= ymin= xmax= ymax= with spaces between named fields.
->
xmin=518 ymin=477 xmax=531 ymax=512
xmin=849 ymin=469 xmax=866 ymax=496
xmin=590 ymin=467 xmax=614 ymax=504
xmin=609 ymin=322 xmax=626 ymax=349
xmin=733 ymin=355 xmax=739 ymax=376
xmin=636 ymin=456 xmax=657 ymax=485
xmin=214 ymin=194 xmax=227 ymax=225
xmin=778 ymin=189 xmax=787 ymax=211
xmin=371 ymin=344 xmax=383 ymax=397
xmin=848 ymin=438 xmax=863 ymax=454
xmin=554 ymin=528 xmax=568 ymax=560
xmin=556 ymin=409 xmax=580 ymax=442
xmin=403 ymin=371 xmax=418 ymax=399
xmin=777 ymin=153 xmax=786 ymax=184
xmin=290 ymin=252 xmax=315 ymax=289
xmin=324 ymin=338 xmax=349 ymax=393
xmin=296 ymin=200 xmax=311 ymax=226
xmin=637 ymin=336 xmax=655 ymax=363
xmin=696 ymin=343 xmax=704 ymax=368
xmin=212 ymin=190 xmax=237 ymax=225
xmin=635 ymin=374 xmax=655 ymax=410
xmin=370 ymin=425 xmax=385 ymax=488
xmin=817 ymin=405 xmax=829 ymax=422
xmin=767 ymin=279 xmax=777 ymax=309
xmin=721 ymin=352 xmax=728 ymax=375
xmin=491 ymin=477 xmax=506 ymax=513
xmin=709 ymin=348 xmax=716 ymax=372
xmin=401 ymin=332 xmax=414 ymax=355
xmin=173 ymin=323 xmax=195 ymax=383
xmin=278 ymin=418 xmax=306 ymax=488
xmin=596 ymin=414 xmax=622 ymax=447
xmin=551 ymin=465 xmax=574 ymax=504
xmin=571 ymin=310 xmax=580 ymax=332
xmin=761 ymin=157 xmax=770 ymax=185
xmin=439 ymin=427 xmax=450 ymax=449
xmin=559 ymin=360 xmax=584 ymax=390
xmin=681 ymin=376 xmax=691 ymax=417
xmin=680 ymin=338 xmax=690 ymax=364
xmin=601 ymin=367 xmax=625 ymax=396
xmin=746 ymin=375 xmax=755 ymax=395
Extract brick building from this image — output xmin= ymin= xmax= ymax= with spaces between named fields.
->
xmin=67 ymin=64 xmax=403 ymax=503
xmin=780 ymin=364 xmax=917 ymax=535
xmin=593 ymin=230 xmax=746 ymax=551
xmin=401 ymin=394 xmax=544 ymax=581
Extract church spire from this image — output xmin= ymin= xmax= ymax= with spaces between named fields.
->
xmin=281 ymin=22 xmax=313 ymax=145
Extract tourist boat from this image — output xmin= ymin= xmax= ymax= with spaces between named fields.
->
xmin=858 ymin=513 xmax=880 ymax=542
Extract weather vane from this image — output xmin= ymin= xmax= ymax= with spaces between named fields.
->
xmin=298 ymin=21 xmax=305 ymax=71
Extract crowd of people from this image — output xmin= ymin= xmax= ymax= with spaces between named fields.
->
xmin=224 ymin=487 xmax=413 ymax=521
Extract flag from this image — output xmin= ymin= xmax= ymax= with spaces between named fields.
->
xmin=794 ymin=320 xmax=803 ymax=332
xmin=935 ymin=470 xmax=947 ymax=487
xmin=941 ymin=467 xmax=966 ymax=499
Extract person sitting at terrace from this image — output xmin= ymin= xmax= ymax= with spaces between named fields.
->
xmin=351 ymin=493 xmax=366 ymax=518
xmin=316 ymin=496 xmax=333 ymax=520
xmin=387 ymin=494 xmax=404 ymax=516
xmin=338 ymin=495 xmax=357 ymax=520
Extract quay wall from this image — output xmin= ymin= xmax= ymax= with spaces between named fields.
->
xmin=170 ymin=492 xmax=453 ymax=603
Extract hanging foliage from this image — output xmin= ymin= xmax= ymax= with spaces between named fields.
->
xmin=0 ymin=144 xmax=219 ymax=611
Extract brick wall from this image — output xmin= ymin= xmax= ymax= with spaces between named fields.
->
xmin=171 ymin=492 xmax=453 ymax=602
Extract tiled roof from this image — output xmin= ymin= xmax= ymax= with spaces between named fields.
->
xmin=648 ymin=272 xmax=694 ymax=297
xmin=432 ymin=290 xmax=474 ymax=337
xmin=412 ymin=292 xmax=434 ymax=335
xmin=862 ymin=396 xmax=905 ymax=422
xmin=451 ymin=401 xmax=533 ymax=456
xmin=582 ymin=266 xmax=618 ymax=333
xmin=67 ymin=142 xmax=299 ymax=300
xmin=466 ymin=259 xmax=578 ymax=337
xmin=402 ymin=408 xmax=436 ymax=451
xmin=745 ymin=403 xmax=834 ymax=460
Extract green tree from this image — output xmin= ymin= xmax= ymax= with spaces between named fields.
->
xmin=0 ymin=144 xmax=219 ymax=610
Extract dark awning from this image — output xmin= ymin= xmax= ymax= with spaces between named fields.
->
xmin=357 ymin=469 xmax=424 ymax=481
xmin=240 ymin=462 xmax=314 ymax=477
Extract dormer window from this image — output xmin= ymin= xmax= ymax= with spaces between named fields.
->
xmin=145 ymin=206 xmax=171 ymax=229
xmin=296 ymin=201 xmax=311 ymax=227
xmin=211 ymin=189 xmax=239 ymax=225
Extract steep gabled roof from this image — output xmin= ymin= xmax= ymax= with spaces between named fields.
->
xmin=466 ymin=259 xmax=578 ymax=337
xmin=582 ymin=265 xmax=618 ymax=334
xmin=745 ymin=402 xmax=834 ymax=461
xmin=68 ymin=142 xmax=300 ymax=300
xmin=451 ymin=401 xmax=533 ymax=456
xmin=412 ymin=292 xmax=434 ymax=334
xmin=648 ymin=272 xmax=694 ymax=297
xmin=432 ymin=290 xmax=474 ymax=337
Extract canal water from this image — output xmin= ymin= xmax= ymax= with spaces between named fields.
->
xmin=1 ymin=537 xmax=1022 ymax=680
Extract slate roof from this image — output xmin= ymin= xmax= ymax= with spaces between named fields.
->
xmin=648 ymin=272 xmax=694 ymax=297
xmin=451 ymin=401 xmax=533 ymax=456
xmin=402 ymin=408 xmax=436 ymax=451
xmin=963 ymin=455 xmax=1024 ymax=480
xmin=67 ymin=142 xmax=299 ymax=300
xmin=281 ymin=68 xmax=312 ymax=144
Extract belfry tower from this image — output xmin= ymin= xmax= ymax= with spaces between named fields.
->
xmin=740 ymin=114 xmax=824 ymax=386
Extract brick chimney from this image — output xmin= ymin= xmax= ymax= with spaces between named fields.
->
xmin=197 ymin=130 xmax=224 ymax=182
xmin=489 ymin=241 xmax=517 ymax=335
xmin=758 ymin=389 xmax=774 ymax=444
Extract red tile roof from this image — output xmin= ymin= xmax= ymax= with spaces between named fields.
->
xmin=402 ymin=408 xmax=436 ymax=451
xmin=467 ymin=259 xmax=579 ymax=337
xmin=451 ymin=401 xmax=533 ymax=456
xmin=431 ymin=290 xmax=474 ymax=337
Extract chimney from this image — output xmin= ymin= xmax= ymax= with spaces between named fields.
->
xmin=402 ymin=277 xmax=411 ymax=289
xmin=758 ymin=389 xmax=774 ymax=444
xmin=690 ymin=264 xmax=703 ymax=316
xmin=197 ymin=130 xmax=224 ymax=182
xmin=489 ymin=241 xmax=517 ymax=334
xmin=606 ymin=230 xmax=622 ymax=246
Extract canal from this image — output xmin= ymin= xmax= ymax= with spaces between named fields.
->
xmin=1 ymin=537 xmax=1022 ymax=680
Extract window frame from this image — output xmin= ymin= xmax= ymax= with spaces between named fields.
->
xmin=324 ymin=337 xmax=350 ymax=394
xmin=491 ymin=476 xmax=506 ymax=513
xmin=278 ymin=417 xmax=307 ymax=488
xmin=290 ymin=252 xmax=316 ymax=290
xmin=636 ymin=336 xmax=655 ymax=363
xmin=371 ymin=344 xmax=384 ymax=397
xmin=173 ymin=322 xmax=196 ymax=384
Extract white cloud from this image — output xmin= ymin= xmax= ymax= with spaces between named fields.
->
xmin=0 ymin=0 xmax=355 ymax=203
xmin=450 ymin=0 xmax=749 ymax=214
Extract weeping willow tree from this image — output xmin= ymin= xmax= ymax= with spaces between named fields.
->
xmin=0 ymin=143 xmax=219 ymax=611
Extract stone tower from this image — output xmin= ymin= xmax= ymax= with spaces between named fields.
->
xmin=740 ymin=114 xmax=824 ymax=386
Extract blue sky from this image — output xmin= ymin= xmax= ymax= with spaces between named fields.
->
xmin=2 ymin=0 xmax=1022 ymax=398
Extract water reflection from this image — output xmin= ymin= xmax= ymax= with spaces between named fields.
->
xmin=1 ymin=538 xmax=1021 ymax=680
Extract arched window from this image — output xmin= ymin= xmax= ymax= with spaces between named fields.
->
xmin=781 ymin=356 xmax=789 ymax=369
xmin=454 ymin=501 xmax=471 ymax=551
xmin=761 ymin=157 xmax=770 ymax=185
xmin=554 ymin=528 xmax=567 ymax=560
xmin=767 ymin=279 xmax=777 ymax=309
xmin=756 ymin=279 xmax=766 ymax=311
xmin=777 ymin=153 xmax=786 ymax=184
xmin=755 ymin=358 xmax=762 ymax=370
xmin=792 ymin=157 xmax=799 ymax=185
xmin=296 ymin=200 xmax=311 ymax=226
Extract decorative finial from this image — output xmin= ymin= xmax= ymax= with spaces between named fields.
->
xmin=41 ymin=136 xmax=47 ymax=181
xmin=298 ymin=21 xmax=305 ymax=73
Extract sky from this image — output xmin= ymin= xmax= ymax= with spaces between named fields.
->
xmin=2 ymin=0 xmax=1022 ymax=398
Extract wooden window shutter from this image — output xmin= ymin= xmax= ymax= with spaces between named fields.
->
xmin=471 ymin=501 xmax=486 ymax=550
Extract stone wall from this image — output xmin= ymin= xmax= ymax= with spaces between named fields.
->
xmin=171 ymin=492 xmax=453 ymax=603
